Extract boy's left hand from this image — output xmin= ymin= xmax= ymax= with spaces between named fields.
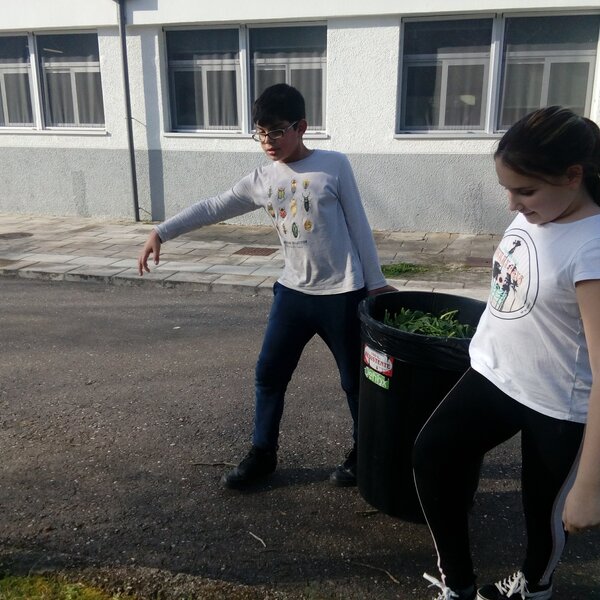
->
xmin=368 ymin=285 xmax=397 ymax=296
xmin=138 ymin=229 xmax=162 ymax=276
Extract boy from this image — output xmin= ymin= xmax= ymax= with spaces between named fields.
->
xmin=138 ymin=84 xmax=393 ymax=489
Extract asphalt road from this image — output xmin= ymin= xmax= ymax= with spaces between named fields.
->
xmin=0 ymin=279 xmax=598 ymax=599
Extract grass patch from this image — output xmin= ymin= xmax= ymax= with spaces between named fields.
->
xmin=0 ymin=574 xmax=136 ymax=600
xmin=381 ymin=262 xmax=429 ymax=277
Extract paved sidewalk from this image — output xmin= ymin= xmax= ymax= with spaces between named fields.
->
xmin=0 ymin=213 xmax=499 ymax=301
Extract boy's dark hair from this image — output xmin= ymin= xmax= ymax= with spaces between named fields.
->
xmin=252 ymin=83 xmax=306 ymax=126
xmin=495 ymin=105 xmax=600 ymax=204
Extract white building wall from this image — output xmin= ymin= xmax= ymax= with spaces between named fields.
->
xmin=325 ymin=17 xmax=508 ymax=233
xmin=0 ymin=1 xmax=136 ymax=218
xmin=125 ymin=16 xmax=511 ymax=232
xmin=3 ymin=0 xmax=117 ymax=30
xmin=1 ymin=1 xmax=599 ymax=231
xmin=125 ymin=0 xmax=600 ymax=24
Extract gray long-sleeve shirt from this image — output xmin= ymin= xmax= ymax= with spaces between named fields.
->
xmin=156 ymin=149 xmax=386 ymax=295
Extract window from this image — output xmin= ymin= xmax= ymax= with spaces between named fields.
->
xmin=249 ymin=26 xmax=326 ymax=130
xmin=37 ymin=33 xmax=105 ymax=128
xmin=0 ymin=36 xmax=34 ymax=127
xmin=499 ymin=15 xmax=598 ymax=128
xmin=398 ymin=14 xmax=600 ymax=134
xmin=0 ymin=31 xmax=105 ymax=130
xmin=401 ymin=19 xmax=492 ymax=131
xmin=164 ymin=24 xmax=327 ymax=133
xmin=166 ymin=29 xmax=240 ymax=131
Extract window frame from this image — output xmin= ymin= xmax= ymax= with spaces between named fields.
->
xmin=247 ymin=22 xmax=327 ymax=132
xmin=164 ymin=26 xmax=243 ymax=133
xmin=396 ymin=11 xmax=600 ymax=137
xmin=0 ymin=30 xmax=106 ymax=133
xmin=163 ymin=22 xmax=327 ymax=137
xmin=36 ymin=31 xmax=105 ymax=130
xmin=0 ymin=66 xmax=35 ymax=127
xmin=499 ymin=52 xmax=596 ymax=127
xmin=167 ymin=60 xmax=242 ymax=132
xmin=0 ymin=33 xmax=35 ymax=128
xmin=40 ymin=62 xmax=105 ymax=129
xmin=400 ymin=53 xmax=490 ymax=131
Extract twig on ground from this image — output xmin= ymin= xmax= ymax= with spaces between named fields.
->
xmin=353 ymin=561 xmax=400 ymax=584
xmin=355 ymin=509 xmax=379 ymax=516
xmin=248 ymin=531 xmax=267 ymax=548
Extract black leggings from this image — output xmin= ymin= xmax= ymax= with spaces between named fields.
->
xmin=413 ymin=368 xmax=584 ymax=590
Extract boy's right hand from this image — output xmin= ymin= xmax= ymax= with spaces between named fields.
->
xmin=138 ymin=229 xmax=162 ymax=275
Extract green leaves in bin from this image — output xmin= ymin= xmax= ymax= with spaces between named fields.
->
xmin=382 ymin=307 xmax=476 ymax=338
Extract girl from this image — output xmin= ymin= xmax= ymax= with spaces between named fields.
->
xmin=414 ymin=106 xmax=600 ymax=600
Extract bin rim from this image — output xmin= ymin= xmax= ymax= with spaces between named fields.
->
xmin=359 ymin=290 xmax=484 ymax=342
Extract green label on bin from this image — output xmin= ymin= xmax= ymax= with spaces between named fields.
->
xmin=364 ymin=366 xmax=390 ymax=390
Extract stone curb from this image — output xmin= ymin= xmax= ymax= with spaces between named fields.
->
xmin=0 ymin=265 xmax=489 ymax=301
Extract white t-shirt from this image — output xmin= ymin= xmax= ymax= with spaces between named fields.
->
xmin=470 ymin=212 xmax=600 ymax=423
xmin=156 ymin=149 xmax=386 ymax=295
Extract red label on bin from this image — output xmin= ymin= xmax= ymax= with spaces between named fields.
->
xmin=363 ymin=345 xmax=393 ymax=376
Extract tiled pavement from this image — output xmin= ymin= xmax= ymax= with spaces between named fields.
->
xmin=0 ymin=213 xmax=501 ymax=301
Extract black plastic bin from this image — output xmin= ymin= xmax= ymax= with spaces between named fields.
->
xmin=357 ymin=291 xmax=486 ymax=522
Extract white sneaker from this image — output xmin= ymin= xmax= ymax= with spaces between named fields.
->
xmin=424 ymin=572 xmax=476 ymax=600
xmin=477 ymin=571 xmax=552 ymax=599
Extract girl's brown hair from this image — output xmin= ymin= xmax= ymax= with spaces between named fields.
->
xmin=495 ymin=106 xmax=600 ymax=205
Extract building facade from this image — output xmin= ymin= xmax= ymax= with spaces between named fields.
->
xmin=1 ymin=0 xmax=599 ymax=233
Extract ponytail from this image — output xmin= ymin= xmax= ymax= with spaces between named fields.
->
xmin=582 ymin=117 xmax=600 ymax=206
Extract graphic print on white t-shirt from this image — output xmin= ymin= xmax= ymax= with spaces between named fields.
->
xmin=489 ymin=228 xmax=539 ymax=319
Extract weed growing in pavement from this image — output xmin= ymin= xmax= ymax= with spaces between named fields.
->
xmin=0 ymin=574 xmax=136 ymax=600
xmin=380 ymin=262 xmax=429 ymax=277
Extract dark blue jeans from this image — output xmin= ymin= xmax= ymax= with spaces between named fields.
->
xmin=252 ymin=282 xmax=367 ymax=450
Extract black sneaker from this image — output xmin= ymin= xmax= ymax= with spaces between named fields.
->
xmin=329 ymin=445 xmax=357 ymax=487
xmin=221 ymin=446 xmax=277 ymax=489
xmin=424 ymin=572 xmax=476 ymax=600
xmin=477 ymin=571 xmax=552 ymax=599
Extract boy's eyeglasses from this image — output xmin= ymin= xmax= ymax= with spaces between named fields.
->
xmin=251 ymin=121 xmax=298 ymax=142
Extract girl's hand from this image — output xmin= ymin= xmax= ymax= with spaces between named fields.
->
xmin=138 ymin=229 xmax=162 ymax=275
xmin=563 ymin=481 xmax=600 ymax=533
xmin=566 ymin=280 xmax=600 ymax=533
